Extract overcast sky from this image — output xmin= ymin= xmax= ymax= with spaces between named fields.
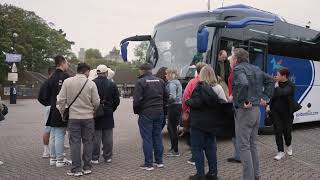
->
xmin=2 ymin=0 xmax=320 ymax=57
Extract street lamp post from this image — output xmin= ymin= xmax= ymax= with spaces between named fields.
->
xmin=10 ymin=32 xmax=18 ymax=104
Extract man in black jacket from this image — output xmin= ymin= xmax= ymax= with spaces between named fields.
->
xmin=46 ymin=55 xmax=71 ymax=168
xmin=91 ymin=65 xmax=120 ymax=164
xmin=38 ymin=66 xmax=56 ymax=158
xmin=133 ymin=63 xmax=168 ymax=171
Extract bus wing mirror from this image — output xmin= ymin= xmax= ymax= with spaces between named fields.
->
xmin=197 ymin=27 xmax=209 ymax=53
xmin=120 ymin=41 xmax=129 ymax=62
xmin=119 ymin=35 xmax=153 ymax=62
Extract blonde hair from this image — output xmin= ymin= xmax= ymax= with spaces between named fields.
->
xmin=199 ymin=65 xmax=218 ymax=86
xmin=166 ymin=68 xmax=179 ymax=80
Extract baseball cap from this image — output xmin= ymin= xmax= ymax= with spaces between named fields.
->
xmin=97 ymin=65 xmax=108 ymax=73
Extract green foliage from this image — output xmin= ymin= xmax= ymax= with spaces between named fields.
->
xmin=85 ymin=48 xmax=102 ymax=59
xmin=133 ymin=42 xmax=149 ymax=66
xmin=0 ymin=4 xmax=74 ymax=82
xmin=85 ymin=58 xmax=138 ymax=75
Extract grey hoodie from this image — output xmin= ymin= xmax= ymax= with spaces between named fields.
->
xmin=167 ymin=79 xmax=182 ymax=105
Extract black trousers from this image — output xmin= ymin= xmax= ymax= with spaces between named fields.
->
xmin=272 ymin=111 xmax=293 ymax=152
xmin=167 ymin=104 xmax=182 ymax=152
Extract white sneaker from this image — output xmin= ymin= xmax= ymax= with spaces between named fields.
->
xmin=287 ymin=146 xmax=293 ymax=156
xmin=154 ymin=163 xmax=164 ymax=168
xmin=56 ymin=158 xmax=72 ymax=168
xmin=274 ymin=152 xmax=285 ymax=161
xmin=105 ymin=159 xmax=112 ymax=163
xmin=91 ymin=160 xmax=99 ymax=164
xmin=82 ymin=169 xmax=92 ymax=175
xmin=42 ymin=151 xmax=50 ymax=158
xmin=0 ymin=161 xmax=3 ymax=165
xmin=49 ymin=158 xmax=57 ymax=166
xmin=67 ymin=171 xmax=83 ymax=177
xmin=140 ymin=165 xmax=154 ymax=171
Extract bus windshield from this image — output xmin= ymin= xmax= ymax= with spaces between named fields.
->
xmin=151 ymin=17 xmax=215 ymax=78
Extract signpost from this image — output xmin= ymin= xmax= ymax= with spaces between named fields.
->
xmin=5 ymin=53 xmax=21 ymax=104
xmin=5 ymin=53 xmax=22 ymax=63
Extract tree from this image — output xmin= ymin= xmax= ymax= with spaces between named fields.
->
xmin=0 ymin=4 xmax=74 ymax=82
xmin=85 ymin=49 xmax=102 ymax=59
xmin=133 ymin=42 xmax=149 ymax=65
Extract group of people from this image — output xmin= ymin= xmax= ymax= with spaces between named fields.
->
xmin=133 ymin=48 xmax=299 ymax=180
xmin=32 ymin=47 xmax=298 ymax=179
xmin=38 ymin=56 xmax=120 ymax=176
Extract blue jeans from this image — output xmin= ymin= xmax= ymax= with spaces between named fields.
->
xmin=138 ymin=114 xmax=164 ymax=167
xmin=49 ymin=127 xmax=66 ymax=161
xmin=191 ymin=127 xmax=217 ymax=176
xmin=232 ymin=137 xmax=241 ymax=161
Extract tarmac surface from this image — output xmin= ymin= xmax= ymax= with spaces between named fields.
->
xmin=0 ymin=99 xmax=320 ymax=180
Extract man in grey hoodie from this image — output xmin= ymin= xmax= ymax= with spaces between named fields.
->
xmin=165 ymin=68 xmax=182 ymax=157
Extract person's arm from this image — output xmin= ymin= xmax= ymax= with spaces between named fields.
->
xmin=91 ymin=83 xmax=100 ymax=111
xmin=262 ymin=72 xmax=275 ymax=101
xmin=56 ymin=80 xmax=68 ymax=115
xmin=216 ymin=85 xmax=228 ymax=102
xmin=233 ymin=67 xmax=249 ymax=105
xmin=112 ymin=83 xmax=120 ymax=111
xmin=182 ymin=80 xmax=193 ymax=113
xmin=133 ymin=80 xmax=143 ymax=115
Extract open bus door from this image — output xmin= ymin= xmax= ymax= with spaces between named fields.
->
xmin=196 ymin=17 xmax=276 ymax=134
xmin=248 ymin=41 xmax=274 ymax=132
xmin=120 ymin=35 xmax=158 ymax=66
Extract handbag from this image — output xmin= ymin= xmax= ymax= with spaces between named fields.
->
xmin=2 ymin=104 xmax=8 ymax=116
xmin=288 ymin=98 xmax=302 ymax=114
xmin=95 ymin=80 xmax=110 ymax=118
xmin=62 ymin=79 xmax=88 ymax=122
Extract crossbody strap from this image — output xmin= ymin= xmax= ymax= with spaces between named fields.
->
xmin=68 ymin=79 xmax=88 ymax=108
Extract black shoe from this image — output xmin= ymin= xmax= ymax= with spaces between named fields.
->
xmin=189 ymin=175 xmax=206 ymax=180
xmin=205 ymin=174 xmax=218 ymax=180
xmin=227 ymin=157 xmax=241 ymax=163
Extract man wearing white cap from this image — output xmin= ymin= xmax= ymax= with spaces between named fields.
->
xmin=91 ymin=65 xmax=120 ymax=164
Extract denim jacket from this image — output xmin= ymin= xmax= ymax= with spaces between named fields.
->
xmin=166 ymin=79 xmax=182 ymax=105
xmin=232 ymin=62 xmax=274 ymax=108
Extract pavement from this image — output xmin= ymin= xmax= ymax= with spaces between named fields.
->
xmin=0 ymin=99 xmax=320 ymax=180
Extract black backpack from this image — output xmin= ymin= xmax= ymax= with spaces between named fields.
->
xmin=2 ymin=104 xmax=8 ymax=116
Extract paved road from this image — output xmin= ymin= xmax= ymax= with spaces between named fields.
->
xmin=0 ymin=99 xmax=320 ymax=180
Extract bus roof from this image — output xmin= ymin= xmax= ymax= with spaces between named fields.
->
xmin=155 ymin=4 xmax=284 ymax=28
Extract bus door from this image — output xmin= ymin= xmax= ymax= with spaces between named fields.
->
xmin=248 ymin=41 xmax=271 ymax=128
xmin=248 ymin=41 xmax=268 ymax=72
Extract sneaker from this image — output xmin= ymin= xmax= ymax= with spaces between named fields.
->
xmin=187 ymin=158 xmax=196 ymax=166
xmin=227 ymin=157 xmax=241 ymax=163
xmin=82 ymin=169 xmax=92 ymax=175
xmin=91 ymin=160 xmax=99 ymax=164
xmin=105 ymin=159 xmax=112 ymax=163
xmin=287 ymin=145 xmax=293 ymax=156
xmin=139 ymin=165 xmax=154 ymax=171
xmin=206 ymin=174 xmax=218 ymax=180
xmin=274 ymin=152 xmax=285 ymax=161
xmin=64 ymin=144 xmax=70 ymax=149
xmin=154 ymin=163 xmax=164 ymax=168
xmin=42 ymin=151 xmax=50 ymax=158
xmin=56 ymin=158 xmax=72 ymax=168
xmin=0 ymin=161 xmax=3 ymax=165
xmin=189 ymin=175 xmax=206 ymax=180
xmin=67 ymin=171 xmax=83 ymax=177
xmin=167 ymin=150 xmax=180 ymax=157
xmin=49 ymin=158 xmax=57 ymax=166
